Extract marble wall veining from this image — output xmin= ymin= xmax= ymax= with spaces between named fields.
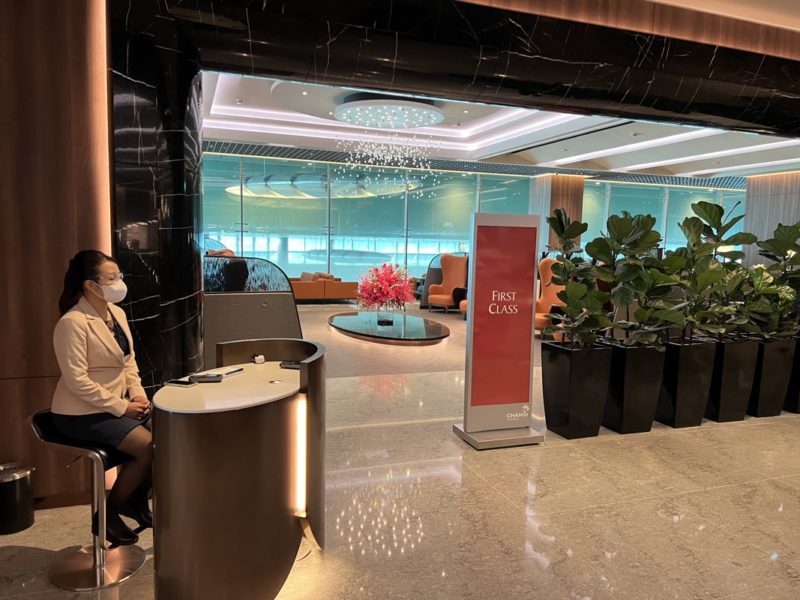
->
xmin=108 ymin=0 xmax=800 ymax=387
xmin=108 ymin=9 xmax=203 ymax=389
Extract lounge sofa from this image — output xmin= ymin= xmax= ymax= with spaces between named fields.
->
xmin=290 ymin=272 xmax=357 ymax=301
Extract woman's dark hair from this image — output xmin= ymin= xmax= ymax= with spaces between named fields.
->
xmin=58 ymin=250 xmax=116 ymax=315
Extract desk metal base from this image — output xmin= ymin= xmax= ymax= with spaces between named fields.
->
xmin=453 ymin=423 xmax=544 ymax=450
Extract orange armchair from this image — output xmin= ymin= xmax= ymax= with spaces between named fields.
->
xmin=534 ymin=257 xmax=565 ymax=332
xmin=428 ymin=254 xmax=468 ymax=312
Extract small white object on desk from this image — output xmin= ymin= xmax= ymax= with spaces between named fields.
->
xmin=154 ymin=362 xmax=300 ymax=414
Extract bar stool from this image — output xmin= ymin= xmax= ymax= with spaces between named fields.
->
xmin=30 ymin=410 xmax=146 ymax=591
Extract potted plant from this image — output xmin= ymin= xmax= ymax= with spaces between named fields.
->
xmin=750 ymin=223 xmax=800 ymax=415
xmin=357 ymin=263 xmax=416 ymax=325
xmin=585 ymin=212 xmax=684 ymax=434
xmin=681 ymin=202 xmax=759 ymax=422
xmin=541 ymin=209 xmax=614 ymax=439
xmin=654 ymin=205 xmax=729 ymax=427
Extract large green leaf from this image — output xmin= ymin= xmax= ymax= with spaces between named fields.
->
xmin=651 ymin=309 xmax=686 ymax=326
xmin=691 ymin=201 xmax=724 ymax=229
xmin=661 ymin=254 xmax=687 ymax=272
xmin=563 ymin=221 xmax=588 ymax=240
xmin=774 ymin=223 xmax=800 ymax=245
xmin=696 ymin=268 xmax=726 ymax=291
xmin=564 ymin=281 xmax=588 ymax=303
xmin=610 ymin=284 xmax=635 ymax=307
xmin=721 ymin=232 xmax=757 ymax=246
xmin=606 ymin=214 xmax=634 ymax=242
xmin=718 ymin=214 xmax=745 ymax=237
xmin=678 ymin=217 xmax=704 ymax=246
xmin=585 ymin=237 xmax=615 ymax=264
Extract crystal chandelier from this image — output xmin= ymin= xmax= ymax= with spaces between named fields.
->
xmin=333 ymin=95 xmax=444 ymax=170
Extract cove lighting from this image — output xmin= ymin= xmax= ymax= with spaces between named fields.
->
xmin=334 ymin=99 xmax=444 ymax=129
xmin=679 ymin=156 xmax=800 ymax=177
xmin=539 ymin=129 xmax=724 ymax=167
xmin=615 ymin=139 xmax=800 ymax=172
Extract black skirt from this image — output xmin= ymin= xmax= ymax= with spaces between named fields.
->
xmin=52 ymin=412 xmax=149 ymax=448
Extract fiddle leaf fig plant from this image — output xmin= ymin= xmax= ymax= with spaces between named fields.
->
xmin=668 ymin=201 xmax=758 ymax=340
xmin=585 ymin=211 xmax=683 ymax=349
xmin=757 ymin=222 xmax=800 ymax=295
xmin=544 ymin=208 xmax=612 ymax=347
xmin=738 ymin=266 xmax=798 ymax=338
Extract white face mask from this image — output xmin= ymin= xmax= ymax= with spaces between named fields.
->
xmin=95 ymin=279 xmax=128 ymax=304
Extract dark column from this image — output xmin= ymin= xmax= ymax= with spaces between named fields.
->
xmin=108 ymin=9 xmax=204 ymax=387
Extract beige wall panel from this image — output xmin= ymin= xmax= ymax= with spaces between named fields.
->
xmin=744 ymin=172 xmax=800 ymax=265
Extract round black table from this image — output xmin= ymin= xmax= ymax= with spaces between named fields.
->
xmin=328 ymin=311 xmax=450 ymax=345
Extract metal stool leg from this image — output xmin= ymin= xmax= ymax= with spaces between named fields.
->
xmin=49 ymin=452 xmax=146 ymax=591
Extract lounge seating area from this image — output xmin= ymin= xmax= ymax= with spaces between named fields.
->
xmin=290 ymin=272 xmax=358 ymax=301
xmin=427 ymin=254 xmax=469 ymax=313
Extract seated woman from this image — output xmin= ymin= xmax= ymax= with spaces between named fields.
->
xmin=51 ymin=250 xmax=153 ymax=547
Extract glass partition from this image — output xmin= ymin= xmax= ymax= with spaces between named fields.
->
xmin=582 ymin=181 xmax=606 ymax=242
xmin=202 ymin=154 xmax=747 ymax=285
xmin=240 ymin=158 xmax=329 ymax=277
xmin=407 ymin=172 xmax=476 ymax=276
xmin=329 ymin=165 xmax=407 ymax=282
xmin=478 ymin=175 xmax=529 ymax=215
xmin=582 ymin=181 xmax=746 ymax=252
xmin=202 ymin=154 xmax=244 ymax=254
xmin=608 ymin=184 xmax=665 ymax=233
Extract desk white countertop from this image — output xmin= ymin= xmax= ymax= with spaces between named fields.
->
xmin=153 ymin=362 xmax=300 ymax=414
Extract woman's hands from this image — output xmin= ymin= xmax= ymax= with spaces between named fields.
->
xmin=125 ymin=395 xmax=151 ymax=419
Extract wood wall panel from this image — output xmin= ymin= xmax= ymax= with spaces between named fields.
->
xmin=549 ymin=175 xmax=586 ymax=248
xmin=0 ymin=378 xmax=90 ymax=498
xmin=0 ymin=0 xmax=110 ymax=501
xmin=533 ymin=175 xmax=586 ymax=249
xmin=462 ymin=0 xmax=800 ymax=60
xmin=744 ymin=172 xmax=800 ymax=265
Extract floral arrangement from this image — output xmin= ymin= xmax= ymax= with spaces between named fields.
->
xmin=357 ymin=263 xmax=415 ymax=310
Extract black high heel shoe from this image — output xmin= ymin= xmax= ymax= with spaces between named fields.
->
xmin=93 ymin=509 xmax=139 ymax=547
xmin=119 ymin=490 xmax=153 ymax=531
xmin=119 ymin=498 xmax=153 ymax=533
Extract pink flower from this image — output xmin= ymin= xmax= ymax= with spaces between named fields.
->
xmin=357 ymin=263 xmax=415 ymax=310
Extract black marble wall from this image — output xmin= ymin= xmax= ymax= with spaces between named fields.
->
xmin=108 ymin=0 xmax=800 ymax=385
xmin=109 ymin=6 xmax=203 ymax=389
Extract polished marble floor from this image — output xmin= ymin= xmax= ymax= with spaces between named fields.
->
xmin=2 ymin=305 xmax=800 ymax=599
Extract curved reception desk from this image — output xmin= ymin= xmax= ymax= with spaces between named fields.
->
xmin=152 ymin=339 xmax=325 ymax=600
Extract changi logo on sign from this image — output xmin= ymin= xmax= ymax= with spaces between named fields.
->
xmin=506 ymin=405 xmax=529 ymax=421
xmin=489 ymin=290 xmax=519 ymax=315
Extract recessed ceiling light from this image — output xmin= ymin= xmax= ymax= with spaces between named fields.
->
xmin=463 ymin=110 xmax=469 ymax=114
xmin=302 ymin=91 xmax=308 ymax=96
xmin=328 ymin=111 xmax=334 ymax=115
xmin=235 ymin=98 xmax=244 ymax=105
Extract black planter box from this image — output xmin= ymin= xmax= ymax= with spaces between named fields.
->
xmin=656 ymin=340 xmax=715 ymax=428
xmin=542 ymin=342 xmax=612 ymax=439
xmin=748 ymin=339 xmax=796 ymax=417
xmin=784 ymin=336 xmax=800 ymax=413
xmin=603 ymin=345 xmax=665 ymax=434
xmin=707 ymin=338 xmax=759 ymax=422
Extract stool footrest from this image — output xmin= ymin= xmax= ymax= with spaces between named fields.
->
xmin=49 ymin=544 xmax=146 ymax=591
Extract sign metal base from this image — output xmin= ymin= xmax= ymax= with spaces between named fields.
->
xmin=453 ymin=423 xmax=544 ymax=450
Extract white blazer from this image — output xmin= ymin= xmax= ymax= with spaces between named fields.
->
xmin=51 ymin=297 xmax=147 ymax=417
